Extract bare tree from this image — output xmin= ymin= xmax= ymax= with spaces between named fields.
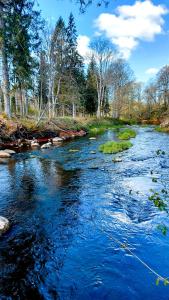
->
xmin=110 ymin=59 xmax=134 ymax=119
xmin=90 ymin=38 xmax=115 ymax=118
xmin=156 ymin=65 xmax=169 ymax=109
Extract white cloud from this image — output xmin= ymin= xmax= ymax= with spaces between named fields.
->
xmin=95 ymin=0 xmax=168 ymax=59
xmin=77 ymin=35 xmax=91 ymax=61
xmin=145 ymin=67 xmax=159 ymax=75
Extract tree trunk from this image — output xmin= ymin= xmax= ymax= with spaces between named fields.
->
xmin=72 ymin=102 xmax=76 ymax=119
xmin=0 ymin=2 xmax=11 ymax=117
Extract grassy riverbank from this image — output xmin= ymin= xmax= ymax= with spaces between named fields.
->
xmin=0 ymin=115 xmax=136 ymax=142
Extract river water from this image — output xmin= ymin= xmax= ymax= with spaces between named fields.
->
xmin=0 ymin=127 xmax=169 ymax=300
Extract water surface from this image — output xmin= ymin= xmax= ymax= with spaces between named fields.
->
xmin=1 ymin=127 xmax=169 ymax=299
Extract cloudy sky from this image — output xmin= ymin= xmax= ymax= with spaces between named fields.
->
xmin=37 ymin=0 xmax=169 ymax=82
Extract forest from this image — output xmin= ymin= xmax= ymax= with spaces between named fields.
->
xmin=1 ymin=1 xmax=169 ymax=300
xmin=1 ymin=0 xmax=169 ymax=124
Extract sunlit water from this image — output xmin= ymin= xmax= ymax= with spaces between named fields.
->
xmin=1 ymin=127 xmax=169 ymax=299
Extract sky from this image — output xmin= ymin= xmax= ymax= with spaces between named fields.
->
xmin=36 ymin=0 xmax=169 ymax=83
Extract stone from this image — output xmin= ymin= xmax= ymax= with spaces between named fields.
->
xmin=4 ymin=149 xmax=16 ymax=154
xmin=0 ymin=151 xmax=11 ymax=158
xmin=0 ymin=216 xmax=10 ymax=234
xmin=89 ymin=137 xmax=96 ymax=140
xmin=0 ymin=159 xmax=8 ymax=164
xmin=90 ymin=151 xmax=96 ymax=154
xmin=31 ymin=142 xmax=40 ymax=148
xmin=52 ymin=137 xmax=63 ymax=143
xmin=41 ymin=142 xmax=52 ymax=149
xmin=68 ymin=149 xmax=79 ymax=152
xmin=112 ymin=158 xmax=122 ymax=163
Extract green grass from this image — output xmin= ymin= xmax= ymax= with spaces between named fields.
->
xmin=89 ymin=127 xmax=106 ymax=135
xmin=155 ymin=126 xmax=169 ymax=133
xmin=117 ymin=128 xmax=136 ymax=140
xmin=99 ymin=141 xmax=133 ymax=154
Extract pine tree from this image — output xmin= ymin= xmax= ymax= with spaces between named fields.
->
xmin=65 ymin=13 xmax=84 ymax=117
xmin=84 ymin=56 xmax=98 ymax=115
xmin=6 ymin=0 xmax=42 ymax=115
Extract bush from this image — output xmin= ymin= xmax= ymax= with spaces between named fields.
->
xmin=99 ymin=141 xmax=133 ymax=154
xmin=117 ymin=128 xmax=136 ymax=140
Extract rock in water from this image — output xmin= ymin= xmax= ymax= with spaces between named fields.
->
xmin=52 ymin=137 xmax=63 ymax=144
xmin=31 ymin=142 xmax=40 ymax=148
xmin=89 ymin=137 xmax=96 ymax=140
xmin=0 ymin=216 xmax=10 ymax=234
xmin=4 ymin=149 xmax=16 ymax=154
xmin=41 ymin=142 xmax=52 ymax=149
xmin=112 ymin=157 xmax=122 ymax=163
xmin=0 ymin=151 xmax=11 ymax=158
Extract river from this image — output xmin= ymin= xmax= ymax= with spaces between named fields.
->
xmin=0 ymin=126 xmax=169 ymax=300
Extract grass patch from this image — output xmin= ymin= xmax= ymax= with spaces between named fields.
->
xmin=89 ymin=127 xmax=106 ymax=135
xmin=155 ymin=126 xmax=169 ymax=133
xmin=99 ymin=141 xmax=133 ymax=154
xmin=117 ymin=128 xmax=136 ymax=140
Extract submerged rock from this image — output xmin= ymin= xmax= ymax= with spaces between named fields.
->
xmin=41 ymin=142 xmax=52 ymax=149
xmin=89 ymin=137 xmax=96 ymax=140
xmin=68 ymin=149 xmax=79 ymax=153
xmin=0 ymin=216 xmax=10 ymax=234
xmin=0 ymin=151 xmax=11 ymax=158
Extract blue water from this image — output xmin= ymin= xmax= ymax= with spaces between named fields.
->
xmin=1 ymin=127 xmax=169 ymax=300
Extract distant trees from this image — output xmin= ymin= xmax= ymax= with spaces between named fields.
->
xmin=143 ymin=65 xmax=169 ymax=120
xmin=110 ymin=59 xmax=135 ymax=119
xmin=2 ymin=1 xmax=166 ymax=122
xmin=90 ymin=38 xmax=115 ymax=118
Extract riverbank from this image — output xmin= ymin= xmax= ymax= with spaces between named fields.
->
xmin=0 ymin=115 xmax=136 ymax=151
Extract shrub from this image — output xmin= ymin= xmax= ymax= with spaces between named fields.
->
xmin=117 ymin=128 xmax=136 ymax=140
xmin=99 ymin=141 xmax=133 ymax=154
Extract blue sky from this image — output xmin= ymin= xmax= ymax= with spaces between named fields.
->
xmin=37 ymin=0 xmax=169 ymax=83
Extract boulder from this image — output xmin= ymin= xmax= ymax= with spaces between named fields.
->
xmin=4 ymin=149 xmax=16 ymax=155
xmin=0 ymin=216 xmax=10 ymax=235
xmin=41 ymin=142 xmax=52 ymax=149
xmin=0 ymin=151 xmax=11 ymax=158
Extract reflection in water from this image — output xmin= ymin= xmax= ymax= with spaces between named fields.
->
xmin=0 ymin=157 xmax=81 ymax=299
xmin=1 ymin=128 xmax=169 ymax=299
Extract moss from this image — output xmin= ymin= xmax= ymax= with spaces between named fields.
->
xmin=99 ymin=141 xmax=133 ymax=154
xmin=117 ymin=128 xmax=136 ymax=140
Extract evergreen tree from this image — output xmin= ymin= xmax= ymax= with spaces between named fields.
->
xmin=64 ymin=13 xmax=84 ymax=117
xmin=84 ymin=56 xmax=98 ymax=115
xmin=6 ymin=0 xmax=42 ymax=115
